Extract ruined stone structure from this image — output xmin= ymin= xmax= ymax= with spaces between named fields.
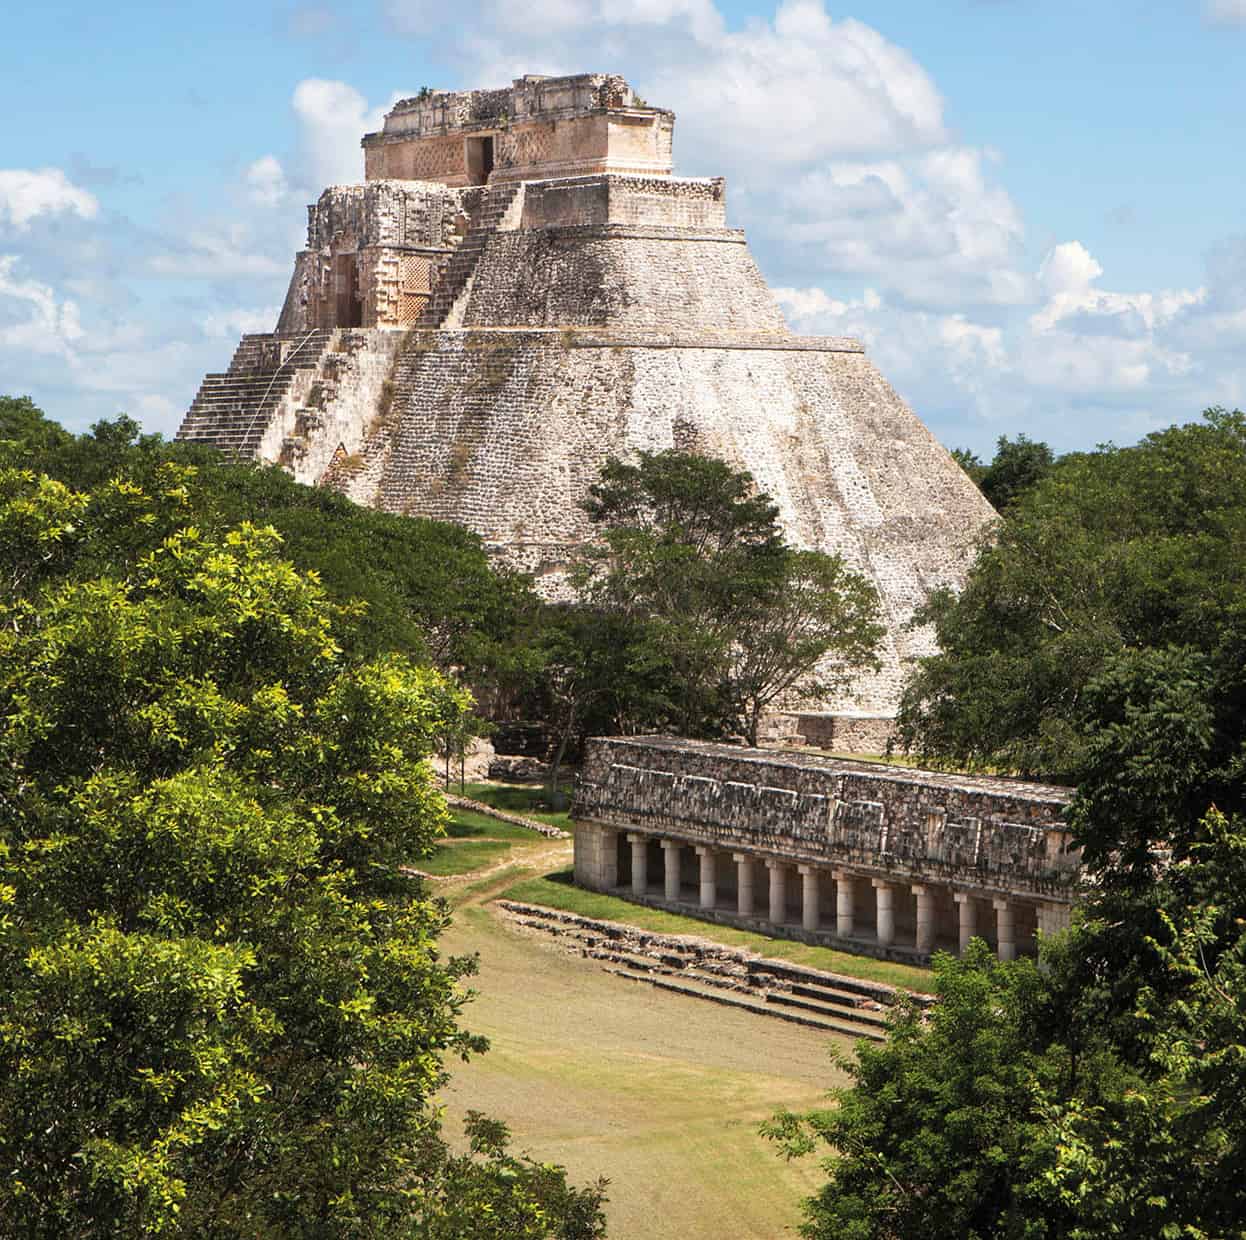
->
xmin=178 ymin=73 xmax=997 ymax=720
xmin=573 ymin=737 xmax=1077 ymax=962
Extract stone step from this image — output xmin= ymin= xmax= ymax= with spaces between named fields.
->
xmin=603 ymin=966 xmax=886 ymax=1041
xmin=766 ymin=989 xmax=891 ymax=1031
xmin=502 ymin=904 xmax=895 ymax=1032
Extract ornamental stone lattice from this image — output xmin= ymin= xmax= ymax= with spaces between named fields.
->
xmin=177 ymin=72 xmax=997 ymax=731
xmin=573 ymin=736 xmax=1077 ymax=962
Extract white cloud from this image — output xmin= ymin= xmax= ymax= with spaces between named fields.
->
xmin=0 ymin=168 xmax=98 ymax=231
xmin=245 ymin=155 xmax=289 ymax=208
xmin=0 ymin=255 xmax=84 ymax=357
xmin=775 ymin=147 xmax=1027 ymax=308
xmin=201 ymin=306 xmax=280 ymax=338
xmin=291 ymin=79 xmax=402 ymax=189
xmin=655 ymin=6 xmax=947 ymax=169
xmin=1204 ymin=0 xmax=1246 ymax=26
xmin=1031 ymin=240 xmax=1204 ymax=335
xmin=147 ymin=226 xmax=286 ymax=278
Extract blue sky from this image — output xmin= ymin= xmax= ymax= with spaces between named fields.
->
xmin=2 ymin=0 xmax=1244 ymax=454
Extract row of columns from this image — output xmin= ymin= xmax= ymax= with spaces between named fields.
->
xmin=625 ymin=833 xmax=1023 ymax=960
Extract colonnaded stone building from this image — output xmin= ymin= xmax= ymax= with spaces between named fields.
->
xmin=573 ymin=737 xmax=1078 ymax=961
xmin=178 ymin=72 xmax=997 ymax=731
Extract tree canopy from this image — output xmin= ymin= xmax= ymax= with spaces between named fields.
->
xmin=775 ymin=409 xmax=1246 ymax=1240
xmin=951 ymin=433 xmax=1057 ymax=511
xmin=900 ymin=409 xmax=1246 ymax=786
xmin=559 ymin=450 xmax=883 ymax=746
xmin=0 ymin=461 xmax=605 ymax=1237
xmin=0 ymin=399 xmax=543 ymax=695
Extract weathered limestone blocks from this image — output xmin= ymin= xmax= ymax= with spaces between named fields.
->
xmin=572 ymin=736 xmax=1077 ymax=961
xmin=363 ymin=74 xmax=673 ymax=186
xmin=315 ymin=327 xmax=989 ymax=711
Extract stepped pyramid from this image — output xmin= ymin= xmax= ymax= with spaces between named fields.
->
xmin=179 ymin=73 xmax=995 ymax=735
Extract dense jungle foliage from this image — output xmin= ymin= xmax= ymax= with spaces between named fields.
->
xmin=775 ymin=409 xmax=1246 ymax=1239
xmin=0 ymin=397 xmax=607 ymax=1237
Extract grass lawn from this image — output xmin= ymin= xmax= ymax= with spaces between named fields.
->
xmin=444 ymin=807 xmax=546 ymax=841
xmin=439 ymin=903 xmax=844 ymax=1240
xmin=460 ymin=781 xmax=574 ymax=831
xmin=419 ymin=839 xmax=513 ymax=876
xmin=498 ymin=870 xmax=935 ymax=993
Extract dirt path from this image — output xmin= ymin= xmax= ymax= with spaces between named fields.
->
xmin=438 ymin=835 xmax=573 ymax=903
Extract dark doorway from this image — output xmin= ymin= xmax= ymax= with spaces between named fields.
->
xmin=333 ymin=253 xmax=362 ymax=328
xmin=467 ymin=135 xmax=495 ymax=186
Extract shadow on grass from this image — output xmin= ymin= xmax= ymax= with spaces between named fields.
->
xmin=445 ymin=809 xmax=544 ymax=841
xmin=462 ymin=781 xmax=574 ymax=830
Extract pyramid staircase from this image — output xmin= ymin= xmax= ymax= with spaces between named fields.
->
xmin=177 ymin=329 xmax=337 ymax=459
xmin=418 ymin=182 xmax=523 ymax=328
xmin=497 ymin=900 xmax=932 ymax=1041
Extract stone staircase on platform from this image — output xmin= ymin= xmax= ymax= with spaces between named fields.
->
xmin=497 ymin=900 xmax=932 ymax=1042
xmin=418 ymin=183 xmax=524 ymax=328
xmin=177 ymin=329 xmax=337 ymax=459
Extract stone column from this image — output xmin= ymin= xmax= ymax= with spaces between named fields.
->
xmin=767 ymin=860 xmax=787 ymax=925
xmin=953 ymin=891 xmax=976 ymax=954
xmin=994 ymin=898 xmax=1017 ymax=961
xmin=1038 ymin=901 xmax=1071 ymax=938
xmin=733 ymin=853 xmax=755 ymax=917
xmin=799 ymin=865 xmax=820 ymax=932
xmin=833 ymin=870 xmax=855 ymax=937
xmin=598 ymin=826 xmax=619 ymax=889
xmin=872 ymin=878 xmax=895 ymax=947
xmin=912 ymin=883 xmax=935 ymax=953
xmin=696 ymin=845 xmax=716 ymax=910
xmin=662 ymin=840 xmax=682 ymax=903
xmin=627 ymin=833 xmax=648 ymax=896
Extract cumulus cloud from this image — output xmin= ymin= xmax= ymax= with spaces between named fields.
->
xmin=775 ymin=147 xmax=1027 ymax=307
xmin=291 ymin=79 xmax=403 ymax=189
xmin=654 ymin=7 xmax=947 ymax=169
xmin=0 ymin=168 xmax=98 ymax=231
xmin=147 ymin=225 xmax=286 ymax=278
xmin=0 ymin=255 xmax=84 ymax=357
xmin=772 ymin=230 xmax=1246 ymax=449
xmin=1031 ymin=240 xmax=1203 ymax=336
xmin=245 ymin=155 xmax=289 ymax=208
xmin=201 ymin=306 xmax=281 ymax=338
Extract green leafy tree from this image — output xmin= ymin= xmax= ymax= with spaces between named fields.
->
xmin=765 ymin=944 xmax=1075 ymax=1240
xmin=729 ymin=549 xmax=883 ymax=746
xmin=0 ymin=402 xmax=545 ymax=701
xmin=949 ymin=435 xmax=1056 ymax=511
xmin=574 ymin=450 xmax=882 ymax=743
xmin=899 ymin=409 xmax=1246 ymax=780
xmin=779 ymin=417 xmax=1246 ymax=1237
xmin=0 ymin=466 xmax=605 ymax=1238
xmin=950 ymin=446 xmax=985 ymax=486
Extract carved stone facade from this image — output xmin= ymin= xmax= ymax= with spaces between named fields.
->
xmin=573 ymin=737 xmax=1077 ymax=961
xmin=178 ymin=73 xmax=998 ymax=722
xmin=362 ymin=74 xmax=673 ymax=186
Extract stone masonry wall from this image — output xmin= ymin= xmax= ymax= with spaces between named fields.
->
xmin=461 ymin=231 xmax=788 ymax=334
xmin=306 ymin=180 xmax=464 ymax=251
xmin=521 ymin=176 xmax=726 ymax=230
xmin=575 ymin=736 xmax=1077 ymax=901
xmin=335 ymin=329 xmax=993 ymax=713
xmin=264 ymin=329 xmax=407 ymax=483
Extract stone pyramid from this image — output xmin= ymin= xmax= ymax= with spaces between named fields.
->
xmin=178 ymin=73 xmax=995 ymax=734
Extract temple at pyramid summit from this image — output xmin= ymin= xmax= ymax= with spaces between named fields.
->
xmin=178 ymin=73 xmax=996 ymax=738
